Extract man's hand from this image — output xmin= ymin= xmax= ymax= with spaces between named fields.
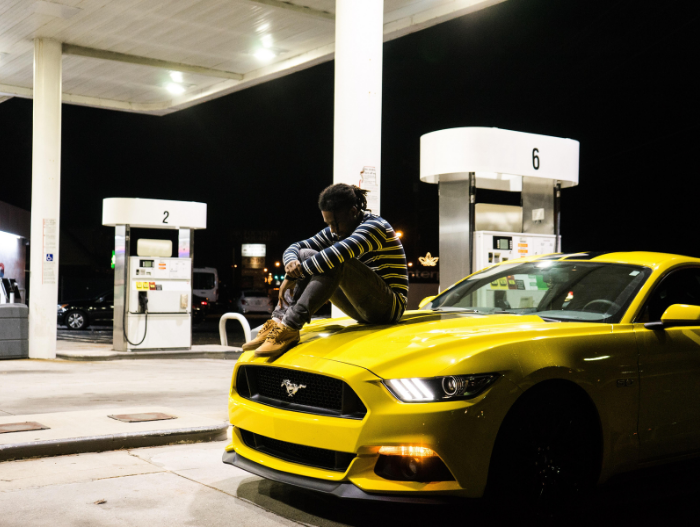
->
xmin=278 ymin=279 xmax=294 ymax=308
xmin=285 ymin=260 xmax=304 ymax=279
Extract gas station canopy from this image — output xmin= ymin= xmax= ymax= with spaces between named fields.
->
xmin=0 ymin=0 xmax=504 ymax=115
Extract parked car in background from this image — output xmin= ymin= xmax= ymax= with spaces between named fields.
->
xmin=57 ymin=291 xmax=113 ymax=330
xmin=235 ymin=290 xmax=274 ymax=314
xmin=194 ymin=267 xmax=219 ymax=304
xmin=192 ymin=293 xmax=210 ymax=324
xmin=58 ymin=291 xmax=209 ymax=329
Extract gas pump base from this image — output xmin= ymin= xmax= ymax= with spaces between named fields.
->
xmin=0 ymin=304 xmax=28 ymax=359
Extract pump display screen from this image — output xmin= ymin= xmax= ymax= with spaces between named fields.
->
xmin=140 ymin=260 xmax=154 ymax=268
xmin=493 ymin=237 xmax=512 ymax=250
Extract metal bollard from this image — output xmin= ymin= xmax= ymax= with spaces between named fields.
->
xmin=219 ymin=313 xmax=251 ymax=347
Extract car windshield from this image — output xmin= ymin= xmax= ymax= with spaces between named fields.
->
xmin=427 ymin=261 xmax=651 ymax=323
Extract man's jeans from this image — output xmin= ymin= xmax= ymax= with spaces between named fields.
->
xmin=272 ymin=249 xmax=397 ymax=330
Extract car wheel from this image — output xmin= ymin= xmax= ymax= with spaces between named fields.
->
xmin=65 ymin=310 xmax=89 ymax=330
xmin=487 ymin=384 xmax=601 ymax=509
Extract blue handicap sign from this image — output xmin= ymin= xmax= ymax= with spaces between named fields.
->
xmin=46 ymin=254 xmax=54 ymax=262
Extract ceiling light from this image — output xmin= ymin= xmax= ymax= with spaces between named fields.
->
xmin=165 ymin=83 xmax=186 ymax=95
xmin=261 ymin=35 xmax=273 ymax=49
xmin=170 ymin=71 xmax=183 ymax=82
xmin=254 ymin=49 xmax=276 ymax=61
xmin=257 ymin=23 xmax=270 ymax=32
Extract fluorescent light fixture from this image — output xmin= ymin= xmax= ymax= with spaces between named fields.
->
xmin=170 ymin=71 xmax=183 ymax=82
xmin=165 ymin=83 xmax=186 ymax=95
xmin=254 ymin=49 xmax=276 ymax=61
xmin=257 ymin=23 xmax=270 ymax=32
xmin=0 ymin=230 xmax=22 ymax=243
xmin=261 ymin=35 xmax=273 ymax=49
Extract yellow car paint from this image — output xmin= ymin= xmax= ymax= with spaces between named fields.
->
xmin=226 ymin=251 xmax=700 ymax=499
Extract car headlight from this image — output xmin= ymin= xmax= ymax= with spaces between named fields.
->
xmin=57 ymin=304 xmax=68 ymax=311
xmin=383 ymin=374 xmax=500 ymax=402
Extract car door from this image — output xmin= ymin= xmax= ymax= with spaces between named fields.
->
xmin=634 ymin=267 xmax=700 ymax=461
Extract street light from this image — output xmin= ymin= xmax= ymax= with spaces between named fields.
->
xmin=275 ymin=261 xmax=281 ymax=267
xmin=396 ymin=231 xmax=403 ymax=238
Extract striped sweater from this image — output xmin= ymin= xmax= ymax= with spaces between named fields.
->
xmin=283 ymin=212 xmax=408 ymax=322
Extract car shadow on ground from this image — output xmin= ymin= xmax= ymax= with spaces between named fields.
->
xmin=234 ymin=456 xmax=700 ymax=526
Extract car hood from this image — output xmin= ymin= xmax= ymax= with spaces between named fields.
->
xmin=258 ymin=310 xmax=612 ymax=379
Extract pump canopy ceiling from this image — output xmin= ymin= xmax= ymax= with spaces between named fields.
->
xmin=0 ymin=0 xmax=504 ymax=115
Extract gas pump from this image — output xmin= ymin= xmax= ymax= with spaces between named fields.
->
xmin=420 ymin=127 xmax=580 ymax=291
xmin=103 ymin=198 xmax=206 ymax=351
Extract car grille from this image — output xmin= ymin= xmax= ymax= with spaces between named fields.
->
xmin=239 ymin=428 xmax=356 ymax=472
xmin=236 ymin=365 xmax=367 ymax=419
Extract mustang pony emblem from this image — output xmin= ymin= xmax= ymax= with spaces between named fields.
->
xmin=281 ymin=379 xmax=307 ymax=397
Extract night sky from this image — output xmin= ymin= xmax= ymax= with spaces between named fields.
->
xmin=1 ymin=0 xmax=697 ymax=291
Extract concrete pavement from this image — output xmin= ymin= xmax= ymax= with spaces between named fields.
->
xmin=0 ymin=358 xmax=234 ymax=421
xmin=0 ymin=406 xmax=227 ymax=461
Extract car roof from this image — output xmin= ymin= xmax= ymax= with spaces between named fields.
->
xmin=498 ymin=251 xmax=700 ymax=270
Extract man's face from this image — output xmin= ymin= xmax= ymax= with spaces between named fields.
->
xmin=322 ymin=207 xmax=359 ymax=240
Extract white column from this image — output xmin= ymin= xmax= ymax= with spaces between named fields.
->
xmin=333 ymin=0 xmax=383 ymax=318
xmin=29 ymin=39 xmax=62 ymax=359
xmin=333 ymin=0 xmax=384 ymax=213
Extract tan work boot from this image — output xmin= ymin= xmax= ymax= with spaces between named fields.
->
xmin=242 ymin=319 xmax=278 ymax=351
xmin=255 ymin=323 xmax=300 ymax=358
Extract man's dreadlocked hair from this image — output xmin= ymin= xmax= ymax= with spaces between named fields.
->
xmin=318 ymin=183 xmax=369 ymax=213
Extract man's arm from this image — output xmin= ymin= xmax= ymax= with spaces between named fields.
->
xmin=299 ymin=218 xmax=386 ymax=277
xmin=282 ymin=228 xmax=336 ymax=279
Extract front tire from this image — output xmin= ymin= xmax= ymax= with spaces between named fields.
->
xmin=487 ymin=384 xmax=601 ymax=508
xmin=65 ymin=310 xmax=89 ymax=330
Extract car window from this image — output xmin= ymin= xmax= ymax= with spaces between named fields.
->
xmin=636 ymin=268 xmax=700 ymax=322
xmin=194 ymin=273 xmax=216 ymax=290
xmin=243 ymin=291 xmax=268 ymax=298
xmin=427 ymin=261 xmax=651 ymax=323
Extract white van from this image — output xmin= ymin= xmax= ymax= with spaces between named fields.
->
xmin=193 ymin=267 xmax=219 ymax=303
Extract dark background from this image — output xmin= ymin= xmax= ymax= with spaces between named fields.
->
xmin=1 ymin=0 xmax=697 ymax=299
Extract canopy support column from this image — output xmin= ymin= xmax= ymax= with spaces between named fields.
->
xmin=333 ymin=0 xmax=384 ymax=210
xmin=28 ymin=39 xmax=62 ymax=359
xmin=332 ymin=0 xmax=384 ymax=318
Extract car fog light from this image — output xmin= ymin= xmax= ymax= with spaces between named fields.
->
xmin=378 ymin=445 xmax=438 ymax=457
xmin=374 ymin=448 xmax=455 ymax=482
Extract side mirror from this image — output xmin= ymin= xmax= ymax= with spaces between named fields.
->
xmin=644 ymin=304 xmax=700 ymax=330
xmin=418 ymin=296 xmax=436 ymax=309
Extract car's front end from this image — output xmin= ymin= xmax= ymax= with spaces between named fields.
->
xmin=223 ymin=315 xmax=526 ymax=501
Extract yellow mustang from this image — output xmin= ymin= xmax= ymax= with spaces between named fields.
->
xmin=223 ymin=252 xmax=700 ymax=502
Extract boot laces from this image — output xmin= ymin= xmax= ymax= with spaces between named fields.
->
xmin=266 ymin=324 xmax=294 ymax=344
xmin=260 ymin=319 xmax=276 ymax=334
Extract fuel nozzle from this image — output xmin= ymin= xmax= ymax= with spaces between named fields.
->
xmin=138 ymin=291 xmax=149 ymax=313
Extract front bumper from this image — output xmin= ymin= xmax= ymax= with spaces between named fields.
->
xmin=57 ymin=312 xmax=66 ymax=325
xmin=222 ymin=450 xmax=454 ymax=503
xmin=225 ymin=354 xmax=519 ymax=499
